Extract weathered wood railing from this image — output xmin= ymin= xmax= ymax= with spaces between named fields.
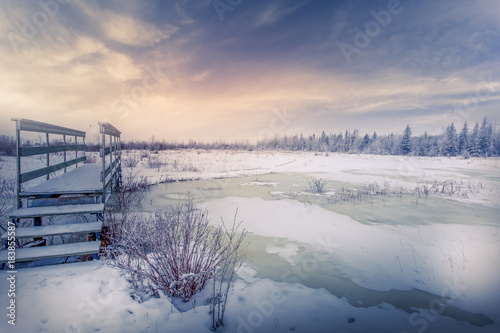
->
xmin=99 ymin=122 xmax=122 ymax=204
xmin=12 ymin=118 xmax=87 ymax=209
xmin=1 ymin=119 xmax=122 ymax=265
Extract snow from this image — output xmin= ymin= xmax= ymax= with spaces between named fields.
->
xmin=241 ymin=181 xmax=279 ymax=187
xmin=21 ymin=163 xmax=103 ymax=195
xmin=0 ymin=241 xmax=101 ymax=262
xmin=1 ymin=260 xmax=497 ymax=332
xmin=2 ymin=150 xmax=499 ymax=206
xmin=8 ymin=203 xmax=105 ymax=218
xmin=0 ymin=150 xmax=499 ymax=332
xmin=1 ymin=221 xmax=102 ymax=240
xmin=116 ymin=150 xmax=500 ymax=207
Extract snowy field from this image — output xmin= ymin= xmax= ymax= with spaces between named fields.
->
xmin=1 ymin=150 xmax=499 ymax=333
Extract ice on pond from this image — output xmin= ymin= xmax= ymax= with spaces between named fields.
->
xmin=143 ymin=172 xmax=500 ymax=328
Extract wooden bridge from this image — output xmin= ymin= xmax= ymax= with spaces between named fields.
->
xmin=1 ymin=119 xmax=121 ymax=265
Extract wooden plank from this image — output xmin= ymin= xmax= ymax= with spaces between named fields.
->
xmin=20 ymin=144 xmax=86 ymax=157
xmin=0 ymin=241 xmax=101 ymax=263
xmin=103 ymin=165 xmax=111 ymax=179
xmin=20 ymin=163 xmax=103 ymax=197
xmin=13 ymin=118 xmax=85 ymax=137
xmin=29 ymin=196 xmax=97 ymax=207
xmin=20 ymin=156 xmax=86 ymax=183
xmin=101 ymin=157 xmax=119 ymax=180
xmin=98 ymin=122 xmax=121 ymax=137
xmin=12 ymin=118 xmax=86 ymax=137
xmin=102 ymin=145 xmax=120 ymax=156
xmin=1 ymin=222 xmax=102 ymax=240
xmin=9 ymin=203 xmax=104 ymax=219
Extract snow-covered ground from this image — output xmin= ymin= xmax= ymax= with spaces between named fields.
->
xmin=1 ymin=150 xmax=499 ymax=333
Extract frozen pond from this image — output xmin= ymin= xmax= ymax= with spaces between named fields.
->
xmin=143 ymin=172 xmax=500 ymax=328
xmin=145 ymin=173 xmax=499 ymax=227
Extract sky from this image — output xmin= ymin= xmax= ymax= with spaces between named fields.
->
xmin=0 ymin=0 xmax=499 ymax=142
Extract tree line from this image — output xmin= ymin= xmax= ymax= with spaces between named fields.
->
xmin=256 ymin=117 xmax=499 ymax=157
xmin=1 ymin=117 xmax=498 ymax=158
xmin=120 ymin=117 xmax=499 ymax=157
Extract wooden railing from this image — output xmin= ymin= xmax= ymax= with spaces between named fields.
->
xmin=99 ymin=122 xmax=122 ymax=204
xmin=12 ymin=118 xmax=87 ymax=208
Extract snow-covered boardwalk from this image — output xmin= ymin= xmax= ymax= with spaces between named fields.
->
xmin=0 ymin=119 xmax=121 ymax=265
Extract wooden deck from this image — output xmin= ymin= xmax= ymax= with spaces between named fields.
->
xmin=20 ymin=163 xmax=103 ymax=197
xmin=1 ymin=119 xmax=121 ymax=267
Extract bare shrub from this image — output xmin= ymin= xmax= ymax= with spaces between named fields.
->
xmin=146 ymin=155 xmax=165 ymax=171
xmin=181 ymin=163 xmax=201 ymax=172
xmin=0 ymin=135 xmax=16 ymax=156
xmin=106 ymin=198 xmax=246 ymax=308
xmin=171 ymin=159 xmax=201 ymax=172
xmin=210 ymin=210 xmax=247 ymax=330
xmin=103 ymin=170 xmax=149 ymax=245
xmin=123 ymin=154 xmax=140 ymax=168
xmin=339 ymin=186 xmax=361 ymax=201
xmin=307 ymin=178 xmax=327 ymax=193
xmin=0 ymin=173 xmax=15 ymax=233
xmin=110 ymin=170 xmax=149 ymax=210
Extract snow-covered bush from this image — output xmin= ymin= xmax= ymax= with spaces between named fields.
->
xmin=106 ymin=199 xmax=246 ymax=308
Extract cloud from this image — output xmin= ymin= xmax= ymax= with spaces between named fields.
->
xmin=73 ymin=2 xmax=178 ymax=47
xmin=100 ymin=11 xmax=177 ymax=47
xmin=255 ymin=0 xmax=311 ymax=26
xmin=0 ymin=0 xmax=498 ymax=141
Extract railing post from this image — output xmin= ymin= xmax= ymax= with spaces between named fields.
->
xmin=63 ymin=135 xmax=67 ymax=173
xmin=112 ymin=135 xmax=116 ymax=189
xmin=118 ymin=134 xmax=122 ymax=187
xmin=101 ymin=124 xmax=106 ymax=205
xmin=83 ymin=135 xmax=86 ymax=164
xmin=46 ymin=132 xmax=50 ymax=180
xmin=14 ymin=120 xmax=21 ymax=209
xmin=75 ymin=135 xmax=78 ymax=168
xmin=109 ymin=133 xmax=113 ymax=191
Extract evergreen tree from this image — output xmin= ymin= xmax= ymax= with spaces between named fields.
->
xmin=479 ymin=117 xmax=493 ymax=156
xmin=344 ymin=130 xmax=350 ymax=152
xmin=493 ymin=126 xmax=500 ymax=156
xmin=359 ymin=133 xmax=370 ymax=152
xmin=469 ymin=122 xmax=481 ymax=157
xmin=400 ymin=124 xmax=412 ymax=155
xmin=445 ymin=123 xmax=458 ymax=156
xmin=385 ymin=133 xmax=395 ymax=155
xmin=458 ymin=121 xmax=469 ymax=155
